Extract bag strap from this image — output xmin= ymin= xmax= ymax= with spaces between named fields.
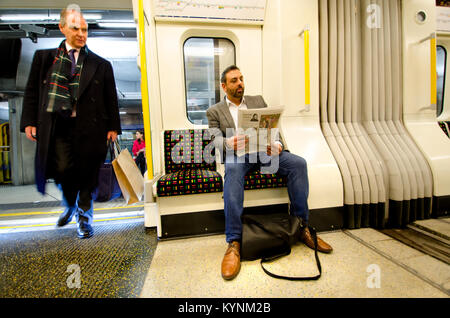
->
xmin=112 ymin=139 xmax=121 ymax=159
xmin=107 ymin=140 xmax=116 ymax=160
xmin=260 ymin=226 xmax=322 ymax=281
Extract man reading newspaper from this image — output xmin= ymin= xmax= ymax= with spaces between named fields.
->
xmin=206 ymin=65 xmax=333 ymax=281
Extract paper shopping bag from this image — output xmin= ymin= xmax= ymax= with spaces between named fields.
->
xmin=112 ymin=145 xmax=144 ymax=205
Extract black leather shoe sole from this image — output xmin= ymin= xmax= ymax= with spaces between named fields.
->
xmin=77 ymin=224 xmax=94 ymax=239
xmin=77 ymin=230 xmax=94 ymax=239
xmin=57 ymin=211 xmax=75 ymax=227
xmin=57 ymin=219 xmax=73 ymax=227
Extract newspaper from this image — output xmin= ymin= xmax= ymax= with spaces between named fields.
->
xmin=236 ymin=106 xmax=284 ymax=156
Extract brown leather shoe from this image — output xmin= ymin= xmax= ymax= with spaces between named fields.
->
xmin=300 ymin=227 xmax=333 ymax=253
xmin=221 ymin=241 xmax=241 ymax=280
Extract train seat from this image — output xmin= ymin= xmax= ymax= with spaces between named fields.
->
xmin=157 ymin=129 xmax=223 ymax=197
xmin=156 ymin=129 xmax=287 ymax=197
xmin=244 ymin=170 xmax=287 ymax=190
xmin=438 ymin=121 xmax=449 ymax=138
xmin=157 ymin=169 xmax=223 ymax=197
xmin=150 ymin=129 xmax=289 ymax=239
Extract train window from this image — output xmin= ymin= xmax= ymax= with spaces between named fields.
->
xmin=437 ymin=45 xmax=446 ymax=117
xmin=183 ymin=37 xmax=235 ymax=125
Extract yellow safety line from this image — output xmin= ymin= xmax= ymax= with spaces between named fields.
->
xmin=430 ymin=35 xmax=437 ymax=106
xmin=0 ymin=205 xmax=144 ymax=217
xmin=93 ymin=205 xmax=144 ymax=212
xmin=138 ymin=0 xmax=154 ymax=180
xmin=304 ymin=28 xmax=310 ymax=107
xmin=1 ymin=211 xmax=62 ymax=217
xmin=92 ymin=216 xmax=143 ymax=223
xmin=0 ymin=216 xmax=143 ymax=230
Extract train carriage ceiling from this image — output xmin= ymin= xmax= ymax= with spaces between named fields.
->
xmin=0 ymin=0 xmax=132 ymax=10
xmin=0 ymin=9 xmax=136 ymax=39
xmin=0 ymin=0 xmax=135 ymax=37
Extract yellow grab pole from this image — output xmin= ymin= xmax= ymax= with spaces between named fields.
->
xmin=430 ymin=34 xmax=437 ymax=107
xmin=138 ymin=0 xmax=153 ymax=180
xmin=304 ymin=28 xmax=311 ymax=107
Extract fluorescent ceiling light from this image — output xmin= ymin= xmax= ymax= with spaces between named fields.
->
xmin=82 ymin=14 xmax=103 ymax=20
xmin=0 ymin=13 xmax=102 ymax=21
xmin=0 ymin=14 xmax=57 ymax=21
xmin=0 ymin=102 xmax=8 ymax=110
xmin=98 ymin=22 xmax=136 ymax=28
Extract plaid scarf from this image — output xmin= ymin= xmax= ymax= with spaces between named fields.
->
xmin=46 ymin=40 xmax=88 ymax=117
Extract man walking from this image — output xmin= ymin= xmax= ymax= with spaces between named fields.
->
xmin=20 ymin=5 xmax=121 ymax=238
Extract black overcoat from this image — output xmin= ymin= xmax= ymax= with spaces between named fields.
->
xmin=20 ymin=47 xmax=122 ymax=194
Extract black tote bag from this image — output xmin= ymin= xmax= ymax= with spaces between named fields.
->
xmin=92 ymin=141 xmax=122 ymax=202
xmin=241 ymin=213 xmax=322 ymax=281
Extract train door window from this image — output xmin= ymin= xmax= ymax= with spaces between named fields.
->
xmin=437 ymin=45 xmax=446 ymax=117
xmin=183 ymin=37 xmax=235 ymax=124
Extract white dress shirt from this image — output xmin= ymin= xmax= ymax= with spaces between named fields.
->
xmin=226 ymin=96 xmax=247 ymax=129
xmin=65 ymin=42 xmax=79 ymax=62
xmin=225 ymin=96 xmax=246 ymax=150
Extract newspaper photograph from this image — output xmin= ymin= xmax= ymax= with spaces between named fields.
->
xmin=236 ymin=106 xmax=284 ymax=155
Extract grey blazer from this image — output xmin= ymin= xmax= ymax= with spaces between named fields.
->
xmin=206 ymin=95 xmax=283 ymax=159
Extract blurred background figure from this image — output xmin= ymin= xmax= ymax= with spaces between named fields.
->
xmin=132 ymin=130 xmax=146 ymax=175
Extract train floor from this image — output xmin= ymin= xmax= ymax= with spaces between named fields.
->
xmin=0 ymin=183 xmax=449 ymax=298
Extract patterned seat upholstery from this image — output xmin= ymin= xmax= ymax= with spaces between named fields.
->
xmin=163 ymin=130 xmax=216 ymax=173
xmin=157 ymin=130 xmax=223 ymax=197
xmin=244 ymin=170 xmax=287 ymax=190
xmin=157 ymin=169 xmax=223 ymax=197
xmin=439 ymin=121 xmax=449 ymax=138
xmin=157 ymin=129 xmax=287 ymax=197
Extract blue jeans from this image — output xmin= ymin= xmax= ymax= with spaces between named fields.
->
xmin=223 ymin=151 xmax=309 ymax=243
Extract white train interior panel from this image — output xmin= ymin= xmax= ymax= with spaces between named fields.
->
xmin=132 ymin=0 xmax=449 ymax=240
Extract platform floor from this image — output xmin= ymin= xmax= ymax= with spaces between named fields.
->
xmin=140 ymin=227 xmax=449 ymax=298
xmin=0 ymin=182 xmax=144 ymax=234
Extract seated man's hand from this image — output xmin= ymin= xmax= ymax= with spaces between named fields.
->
xmin=226 ymin=135 xmax=249 ymax=151
xmin=266 ymin=143 xmax=282 ymax=156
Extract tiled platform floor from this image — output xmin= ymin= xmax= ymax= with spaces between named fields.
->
xmin=140 ymin=228 xmax=449 ymax=298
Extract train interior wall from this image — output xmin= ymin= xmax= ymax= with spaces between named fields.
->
xmin=134 ymin=0 xmax=449 ymax=238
